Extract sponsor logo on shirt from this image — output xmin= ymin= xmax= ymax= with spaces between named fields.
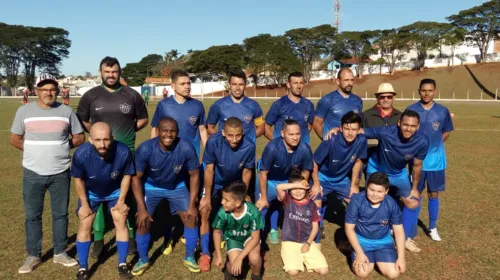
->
xmin=432 ymin=121 xmax=440 ymax=131
xmin=350 ymin=154 xmax=357 ymax=163
xmin=189 ymin=116 xmax=197 ymax=125
xmin=380 ymin=219 xmax=389 ymax=226
xmin=174 ymin=165 xmax=183 ymax=174
xmin=238 ymin=161 xmax=244 ymax=169
xmin=244 ymin=114 xmax=252 ymax=124
xmin=405 ymin=154 xmax=413 ymax=161
xmin=353 ymin=109 xmax=359 ymax=114
xmin=95 ymin=107 xmax=104 ymax=111
xmin=304 ymin=114 xmax=309 ymax=122
xmin=292 ymin=164 xmax=299 ymax=170
xmin=333 ymin=110 xmax=341 ymax=113
xmin=119 ymin=103 xmax=131 ymax=114
xmin=111 ymin=171 xmax=119 ymax=180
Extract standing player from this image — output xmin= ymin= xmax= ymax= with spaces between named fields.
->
xmin=131 ymin=118 xmax=201 ymax=275
xmin=363 ymin=110 xmax=429 ymax=252
xmin=264 ymin=72 xmax=315 ymax=144
xmin=255 ymin=120 xmax=313 ymax=245
xmin=143 ymin=88 xmax=149 ymax=106
xmin=313 ymin=68 xmax=363 ymax=140
xmin=163 ymin=87 xmax=169 ymax=99
xmin=151 ymin=69 xmax=208 ymax=156
xmin=77 ymin=56 xmax=149 ymax=258
xmin=311 ymin=112 xmax=367 ymax=242
xmin=406 ymin=79 xmax=453 ymax=242
xmin=198 ymin=117 xmax=256 ymax=272
xmin=62 ymin=87 xmax=70 ymax=106
xmin=71 ymin=122 xmax=134 ymax=279
xmin=22 ymin=88 xmax=30 ymax=105
xmin=206 ymin=69 xmax=264 ymax=142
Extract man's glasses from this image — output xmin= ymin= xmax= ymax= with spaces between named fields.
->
xmin=377 ymin=95 xmax=394 ymax=100
xmin=38 ymin=89 xmax=57 ymax=94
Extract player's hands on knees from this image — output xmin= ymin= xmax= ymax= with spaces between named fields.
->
xmin=255 ymin=198 xmax=268 ymax=211
xmin=111 ymin=202 xmax=129 ymax=216
xmin=395 ymin=257 xmax=406 ymax=273
xmin=186 ymin=205 xmax=198 ymax=223
xmin=301 ymin=243 xmax=310 ymax=253
xmin=323 ymin=127 xmax=340 ymax=140
xmin=198 ymin=196 xmax=211 ymax=212
xmin=136 ymin=209 xmax=153 ymax=230
xmin=230 ymin=256 xmax=244 ymax=276
xmin=78 ymin=205 xmax=94 ymax=220
xmin=353 ymin=253 xmax=369 ymax=273
xmin=410 ymin=189 xmax=420 ymax=200
xmin=309 ymin=184 xmax=322 ymax=199
xmin=349 ymin=184 xmax=360 ymax=197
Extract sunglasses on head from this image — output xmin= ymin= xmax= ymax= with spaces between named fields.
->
xmin=377 ymin=95 xmax=394 ymax=100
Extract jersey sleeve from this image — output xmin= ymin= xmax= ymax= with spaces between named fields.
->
xmin=314 ymin=96 xmax=329 ymax=119
xmin=185 ymin=144 xmax=200 ymax=171
xmin=202 ymin=138 xmax=216 ymax=164
xmin=212 ymin=207 xmax=227 ymax=230
xmin=151 ymin=103 xmax=162 ymax=128
xmin=134 ymin=143 xmax=150 ymax=173
xmin=259 ymin=144 xmax=275 ymax=171
xmin=389 ymin=198 xmax=402 ymax=225
xmin=311 ymin=203 xmax=321 ymax=223
xmin=199 ymin=103 xmax=207 ymax=126
xmin=10 ymin=107 xmax=25 ymax=135
xmin=135 ymin=91 xmax=149 ymax=120
xmin=253 ymin=103 xmax=264 ymax=126
xmin=442 ymin=108 xmax=454 ymax=133
xmin=414 ymin=136 xmax=429 ymax=160
xmin=70 ymin=149 xmax=86 ymax=178
xmin=345 ymin=195 xmax=360 ymax=224
xmin=313 ymin=140 xmax=329 ymax=165
xmin=358 ymin=135 xmax=368 ymax=160
xmin=76 ymin=92 xmax=91 ymax=123
xmin=264 ymin=101 xmax=279 ymax=125
xmin=307 ymin=101 xmax=315 ymax=124
xmin=244 ymin=144 xmax=256 ymax=169
xmin=123 ymin=149 xmax=136 ymax=176
xmin=206 ymin=102 xmax=220 ymax=125
xmin=363 ymin=126 xmax=386 ymax=140
xmin=302 ymin=144 xmax=314 ymax=171
xmin=251 ymin=205 xmax=265 ymax=231
xmin=69 ymin=110 xmax=84 ymax=134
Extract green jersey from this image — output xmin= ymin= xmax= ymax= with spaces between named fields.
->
xmin=212 ymin=202 xmax=264 ymax=242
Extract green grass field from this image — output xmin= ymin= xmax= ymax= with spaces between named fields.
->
xmin=1 ymin=97 xmax=500 ymax=280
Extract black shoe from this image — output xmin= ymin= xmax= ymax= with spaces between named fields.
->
xmin=118 ymin=264 xmax=132 ymax=280
xmin=76 ymin=269 xmax=89 ymax=280
xmin=251 ymin=274 xmax=262 ymax=280
xmin=90 ymin=240 xmax=104 ymax=259
xmin=128 ymin=238 xmax=137 ymax=255
xmin=320 ymin=225 xmax=326 ymax=240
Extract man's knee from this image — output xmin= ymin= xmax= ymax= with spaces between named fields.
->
xmin=111 ymin=212 xmax=127 ymax=230
xmin=402 ymin=197 xmax=418 ymax=209
xmin=248 ymin=250 xmax=262 ymax=267
xmin=381 ymin=266 xmax=400 ymax=279
xmin=353 ymin=266 xmax=371 ymax=278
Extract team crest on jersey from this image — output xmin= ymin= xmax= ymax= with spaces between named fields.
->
xmin=432 ymin=121 xmax=440 ymax=131
xmin=292 ymin=164 xmax=299 ymax=170
xmin=304 ymin=114 xmax=309 ymax=122
xmin=405 ymin=154 xmax=413 ymax=160
xmin=305 ymin=210 xmax=311 ymax=216
xmin=350 ymin=154 xmax=357 ymax=163
xmin=353 ymin=109 xmax=359 ymax=114
xmin=119 ymin=103 xmax=131 ymax=114
xmin=285 ymin=116 xmax=292 ymax=120
xmin=111 ymin=171 xmax=119 ymax=180
xmin=244 ymin=114 xmax=252 ymax=124
xmin=243 ymin=224 xmax=249 ymax=229
xmin=380 ymin=219 xmax=389 ymax=226
xmin=173 ymin=165 xmax=183 ymax=174
xmin=238 ymin=161 xmax=244 ymax=169
xmin=189 ymin=116 xmax=197 ymax=125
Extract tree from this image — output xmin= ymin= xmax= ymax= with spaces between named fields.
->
xmin=337 ymin=30 xmax=378 ymax=78
xmin=85 ymin=71 xmax=92 ymax=78
xmin=285 ymin=24 xmax=337 ymax=82
xmin=122 ymin=62 xmax=147 ymax=86
xmin=0 ymin=23 xmax=27 ymax=88
xmin=370 ymin=57 xmax=386 ymax=74
xmin=243 ymin=34 xmax=274 ymax=76
xmin=399 ymin=21 xmax=448 ymax=70
xmin=447 ymin=0 xmax=500 ymax=63
xmin=266 ymin=36 xmax=302 ymax=85
xmin=185 ymin=44 xmax=244 ymax=76
xmin=441 ymin=27 xmax=467 ymax=66
xmin=373 ymin=29 xmax=408 ymax=74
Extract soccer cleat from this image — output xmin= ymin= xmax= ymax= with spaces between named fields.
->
xmin=320 ymin=225 xmax=326 ymax=240
xmin=163 ymin=240 xmax=173 ymax=256
xmin=131 ymin=259 xmax=150 ymax=276
xmin=269 ymin=229 xmax=279 ymax=245
xmin=53 ymin=252 xmax=78 ymax=267
xmin=221 ymin=240 xmax=226 ymax=250
xmin=18 ymin=256 xmax=41 ymax=274
xmin=184 ymin=256 xmax=201 ymax=273
xmin=118 ymin=264 xmax=133 ymax=279
xmin=429 ymin=228 xmax=442 ymax=242
xmin=91 ymin=240 xmax=104 ymax=259
xmin=76 ymin=269 xmax=89 ymax=280
xmin=199 ymin=254 xmax=211 ymax=272
xmin=128 ymin=238 xmax=137 ymax=255
xmin=180 ymin=236 xmax=186 ymax=244
xmin=405 ymin=238 xmax=422 ymax=253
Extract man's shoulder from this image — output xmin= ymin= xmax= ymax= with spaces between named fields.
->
xmin=74 ymin=142 xmax=92 ymax=157
xmin=243 ymin=96 xmax=262 ymax=108
xmin=207 ymin=132 xmax=223 ymax=145
xmin=115 ymin=141 xmax=131 ymax=154
xmin=350 ymin=93 xmax=363 ymax=102
xmin=176 ymin=138 xmax=197 ymax=153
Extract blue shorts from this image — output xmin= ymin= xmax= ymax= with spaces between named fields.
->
xmin=76 ymin=198 xmax=118 ymax=214
xmin=316 ymin=173 xmax=351 ymax=200
xmin=368 ymin=170 xmax=411 ymax=199
xmin=144 ymin=183 xmax=189 ymax=215
xmin=417 ymin=170 xmax=446 ymax=193
xmin=351 ymin=233 xmax=397 ymax=263
xmin=255 ymin=178 xmax=286 ymax=203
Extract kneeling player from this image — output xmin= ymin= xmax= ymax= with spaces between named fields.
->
xmin=213 ymin=181 xmax=263 ymax=280
xmin=72 ymin=122 xmax=134 ymax=279
xmin=131 ymin=117 xmax=201 ymax=275
xmin=345 ymin=172 xmax=406 ymax=279
xmin=277 ymin=172 xmax=328 ymax=276
xmin=198 ymin=117 xmax=256 ymax=272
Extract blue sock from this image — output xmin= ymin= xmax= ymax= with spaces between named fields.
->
xmin=136 ymin=233 xmax=151 ymax=263
xmin=164 ymin=222 xmax=172 ymax=242
xmin=402 ymin=206 xmax=419 ymax=239
xmin=116 ymin=241 xmax=129 ymax=266
xmin=184 ymin=226 xmax=199 ymax=259
xmin=428 ymin=198 xmax=440 ymax=229
xmin=409 ymin=198 xmax=422 ymax=239
xmin=201 ymin=233 xmax=210 ymax=255
xmin=260 ymin=207 xmax=268 ymax=241
xmin=315 ymin=205 xmax=326 ymax=243
xmin=270 ymin=209 xmax=279 ymax=231
xmin=76 ymin=241 xmax=91 ymax=270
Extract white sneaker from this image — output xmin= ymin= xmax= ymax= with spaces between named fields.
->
xmin=53 ymin=252 xmax=78 ymax=267
xmin=429 ymin=228 xmax=441 ymax=242
xmin=405 ymin=238 xmax=422 ymax=253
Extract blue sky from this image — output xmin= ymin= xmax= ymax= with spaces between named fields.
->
xmin=2 ymin=0 xmax=485 ymax=75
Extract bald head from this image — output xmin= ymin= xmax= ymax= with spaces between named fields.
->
xmin=336 ymin=67 xmax=354 ymax=94
xmin=224 ymin=117 xmax=242 ymax=130
xmin=89 ymin=122 xmax=113 ymax=158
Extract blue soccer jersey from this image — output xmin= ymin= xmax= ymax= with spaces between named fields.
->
xmin=71 ymin=141 xmax=135 ymax=200
xmin=151 ymin=96 xmax=206 ymax=156
xmin=406 ymin=102 xmax=454 ymax=171
xmin=364 ymin=126 xmax=429 ymax=175
xmin=265 ymin=95 xmax=315 ymax=144
xmin=345 ymin=192 xmax=402 ymax=239
xmin=260 ymin=137 xmax=314 ymax=182
xmin=206 ymin=95 xmax=264 ymax=142
xmin=314 ymin=133 xmax=368 ymax=183
xmin=203 ymin=132 xmax=256 ymax=189
xmin=314 ymin=90 xmax=363 ymax=139
xmin=135 ymin=138 xmax=200 ymax=190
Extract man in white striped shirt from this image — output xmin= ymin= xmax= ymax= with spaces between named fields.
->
xmin=10 ymin=73 xmax=85 ymax=274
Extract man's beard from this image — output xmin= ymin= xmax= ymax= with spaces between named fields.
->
xmin=102 ymin=75 xmax=120 ymax=88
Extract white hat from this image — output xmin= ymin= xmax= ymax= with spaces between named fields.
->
xmin=35 ymin=73 xmax=59 ymax=87
xmin=374 ymin=83 xmax=397 ymax=96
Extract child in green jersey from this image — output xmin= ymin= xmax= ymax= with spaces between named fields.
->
xmin=212 ymin=181 xmax=263 ymax=280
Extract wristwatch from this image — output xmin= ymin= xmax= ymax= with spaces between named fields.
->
xmin=304 ymin=241 xmax=311 ymax=246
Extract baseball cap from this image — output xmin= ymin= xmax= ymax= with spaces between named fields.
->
xmin=35 ymin=73 xmax=59 ymax=87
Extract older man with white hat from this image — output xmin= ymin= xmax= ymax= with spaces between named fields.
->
xmin=362 ymin=83 xmax=401 ymax=128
